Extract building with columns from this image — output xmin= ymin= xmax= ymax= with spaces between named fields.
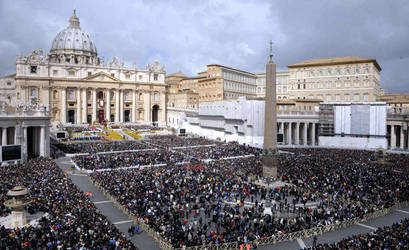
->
xmin=9 ymin=10 xmax=167 ymax=126
xmin=168 ymin=97 xmax=320 ymax=148
xmin=0 ymin=101 xmax=51 ymax=161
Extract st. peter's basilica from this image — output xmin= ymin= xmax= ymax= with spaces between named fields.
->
xmin=7 ymin=10 xmax=167 ymax=126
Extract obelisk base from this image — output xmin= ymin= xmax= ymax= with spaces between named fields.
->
xmin=262 ymin=154 xmax=278 ymax=178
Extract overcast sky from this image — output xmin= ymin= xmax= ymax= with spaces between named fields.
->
xmin=1 ymin=0 xmax=408 ymax=92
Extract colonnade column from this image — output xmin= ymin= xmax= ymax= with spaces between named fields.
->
xmin=400 ymin=125 xmax=405 ymax=149
xmin=40 ymin=125 xmax=45 ymax=156
xmin=76 ymin=88 xmax=81 ymax=124
xmin=312 ymin=123 xmax=316 ymax=146
xmin=303 ymin=123 xmax=308 ymax=145
xmin=144 ymin=91 xmax=151 ymax=123
xmin=23 ymin=126 xmax=27 ymax=161
xmin=132 ymin=90 xmax=136 ymax=122
xmin=119 ymin=90 xmax=123 ymax=122
xmin=92 ymin=88 xmax=97 ymax=123
xmin=106 ymin=90 xmax=111 ymax=122
xmin=2 ymin=127 xmax=7 ymax=146
xmin=288 ymin=122 xmax=292 ymax=145
xmin=391 ymin=125 xmax=396 ymax=149
xmin=61 ymin=87 xmax=67 ymax=123
xmin=160 ymin=91 xmax=166 ymax=125
xmin=81 ymin=88 xmax=87 ymax=123
xmin=279 ymin=122 xmax=283 ymax=134
xmin=295 ymin=122 xmax=300 ymax=145
xmin=115 ymin=90 xmax=120 ymax=123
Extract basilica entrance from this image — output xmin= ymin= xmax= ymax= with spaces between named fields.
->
xmin=124 ymin=110 xmax=130 ymax=122
xmin=152 ymin=105 xmax=159 ymax=126
xmin=68 ymin=110 xmax=75 ymax=123
xmin=98 ymin=110 xmax=104 ymax=123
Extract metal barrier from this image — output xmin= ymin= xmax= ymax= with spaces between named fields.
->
xmin=90 ymin=177 xmax=409 ymax=250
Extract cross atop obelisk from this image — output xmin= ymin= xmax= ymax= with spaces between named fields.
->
xmin=262 ymin=40 xmax=278 ymax=178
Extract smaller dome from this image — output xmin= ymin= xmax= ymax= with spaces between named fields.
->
xmin=50 ymin=10 xmax=97 ymax=56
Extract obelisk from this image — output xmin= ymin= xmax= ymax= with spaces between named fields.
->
xmin=262 ymin=41 xmax=278 ymax=178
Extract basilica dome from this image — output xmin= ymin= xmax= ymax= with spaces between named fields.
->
xmin=50 ymin=10 xmax=97 ymax=57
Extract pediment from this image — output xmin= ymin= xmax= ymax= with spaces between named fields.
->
xmin=83 ymin=72 xmax=120 ymax=82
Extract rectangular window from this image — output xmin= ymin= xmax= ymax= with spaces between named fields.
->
xmin=154 ymin=74 xmax=158 ymax=81
xmin=53 ymin=70 xmax=58 ymax=76
xmin=69 ymin=71 xmax=75 ymax=76
xmin=88 ymin=72 xmax=91 ymax=76
xmin=30 ymin=66 xmax=37 ymax=74
xmin=126 ymin=74 xmax=131 ymax=79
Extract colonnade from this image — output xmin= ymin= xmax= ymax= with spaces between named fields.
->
xmin=59 ymin=87 xmax=165 ymax=124
xmin=0 ymin=125 xmax=49 ymax=159
xmin=388 ymin=123 xmax=409 ymax=150
xmin=277 ymin=121 xmax=319 ymax=146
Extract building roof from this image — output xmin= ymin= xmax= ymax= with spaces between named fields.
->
xmin=50 ymin=10 xmax=97 ymax=56
xmin=166 ymin=72 xmax=187 ymax=78
xmin=288 ymin=56 xmax=381 ymax=71
xmin=207 ymin=64 xmax=256 ymax=76
xmin=0 ymin=73 xmax=16 ymax=79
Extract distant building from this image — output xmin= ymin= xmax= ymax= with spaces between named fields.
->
xmin=318 ymin=102 xmax=387 ymax=149
xmin=255 ymin=71 xmax=289 ymax=99
xmin=0 ymin=74 xmax=16 ymax=107
xmin=288 ymin=56 xmax=383 ymax=102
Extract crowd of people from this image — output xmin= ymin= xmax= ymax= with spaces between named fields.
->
xmin=72 ymin=142 xmax=260 ymax=170
xmin=311 ymin=218 xmax=409 ymax=249
xmin=88 ymin=145 xmax=409 ymax=248
xmin=145 ymin=135 xmax=223 ymax=148
xmin=173 ymin=143 xmax=261 ymax=160
xmin=0 ymin=157 xmax=135 ymax=249
xmin=121 ymin=124 xmax=165 ymax=131
xmin=73 ymin=149 xmax=185 ymax=170
xmin=54 ymin=141 xmax=150 ymax=154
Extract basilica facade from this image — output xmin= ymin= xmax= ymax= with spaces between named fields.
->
xmin=12 ymin=10 xmax=167 ymax=126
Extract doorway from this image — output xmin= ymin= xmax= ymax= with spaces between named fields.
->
xmin=68 ymin=110 xmax=75 ymax=123
xmin=152 ymin=105 xmax=159 ymax=125
xmin=98 ymin=110 xmax=105 ymax=123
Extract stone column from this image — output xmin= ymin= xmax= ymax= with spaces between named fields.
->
xmin=2 ymin=127 xmax=7 ymax=146
xmin=106 ymin=90 xmax=111 ymax=122
xmin=144 ymin=91 xmax=151 ymax=123
xmin=160 ymin=91 xmax=166 ymax=125
xmin=295 ymin=122 xmax=300 ymax=145
xmin=40 ymin=126 xmax=45 ymax=156
xmin=82 ymin=88 xmax=87 ymax=123
xmin=23 ymin=126 xmax=27 ymax=161
xmin=115 ymin=90 xmax=120 ymax=123
xmin=76 ymin=88 xmax=81 ymax=124
xmin=120 ymin=90 xmax=124 ymax=123
xmin=400 ymin=125 xmax=405 ymax=149
xmin=288 ymin=122 xmax=292 ymax=145
xmin=132 ymin=90 xmax=136 ymax=122
xmin=279 ymin=122 xmax=283 ymax=134
xmin=61 ymin=88 xmax=67 ymax=123
xmin=92 ymin=89 xmax=97 ymax=123
xmin=391 ymin=125 xmax=396 ymax=149
xmin=303 ymin=123 xmax=308 ymax=145
xmin=312 ymin=123 xmax=316 ymax=146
